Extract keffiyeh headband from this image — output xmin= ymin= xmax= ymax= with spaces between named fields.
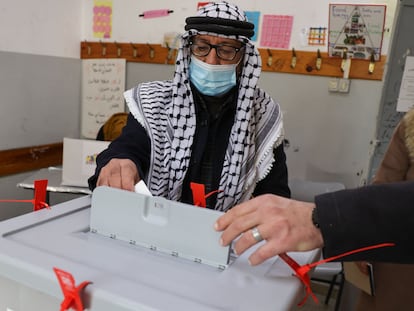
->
xmin=185 ymin=3 xmax=254 ymax=39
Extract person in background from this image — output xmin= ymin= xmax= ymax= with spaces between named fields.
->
xmin=354 ymin=108 xmax=414 ymax=311
xmin=96 ymin=112 xmax=128 ymax=142
xmin=88 ymin=2 xmax=290 ymax=211
xmin=215 ymin=180 xmax=414 ymax=265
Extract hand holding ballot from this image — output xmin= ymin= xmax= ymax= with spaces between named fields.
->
xmin=96 ymin=158 xmax=140 ymax=192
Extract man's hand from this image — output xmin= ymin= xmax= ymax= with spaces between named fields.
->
xmin=215 ymin=194 xmax=324 ymax=265
xmin=354 ymin=261 xmax=371 ymax=275
xmin=96 ymin=158 xmax=139 ymax=192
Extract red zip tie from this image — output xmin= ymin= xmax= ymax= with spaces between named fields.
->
xmin=190 ymin=182 xmax=222 ymax=208
xmin=279 ymin=253 xmax=318 ymax=306
xmin=279 ymin=242 xmax=395 ymax=306
xmin=190 ymin=182 xmax=207 ymax=207
xmin=205 ymin=189 xmax=222 ymax=199
xmin=33 ymin=179 xmax=49 ymax=211
xmin=54 ymin=267 xmax=92 ymax=311
xmin=0 ymin=179 xmax=49 ymax=211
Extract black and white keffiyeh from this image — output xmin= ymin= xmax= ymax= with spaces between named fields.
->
xmin=124 ymin=2 xmax=284 ymax=211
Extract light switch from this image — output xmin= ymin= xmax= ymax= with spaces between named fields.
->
xmin=338 ymin=78 xmax=351 ymax=93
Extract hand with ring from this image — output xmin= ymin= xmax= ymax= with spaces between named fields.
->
xmin=214 ymin=194 xmax=324 ymax=266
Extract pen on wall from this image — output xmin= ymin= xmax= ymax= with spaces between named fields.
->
xmin=139 ymin=9 xmax=174 ymax=19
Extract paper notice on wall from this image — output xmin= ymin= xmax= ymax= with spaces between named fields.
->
xmin=93 ymin=0 xmax=112 ymax=38
xmin=260 ymin=15 xmax=293 ymax=49
xmin=245 ymin=11 xmax=260 ymax=42
xmin=81 ymin=58 xmax=126 ymax=139
xmin=397 ymin=56 xmax=414 ymax=112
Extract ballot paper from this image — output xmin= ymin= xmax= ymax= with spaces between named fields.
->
xmin=134 ymin=180 xmax=152 ymax=196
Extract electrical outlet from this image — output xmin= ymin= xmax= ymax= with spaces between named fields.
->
xmin=328 ymin=78 xmax=339 ymax=92
xmin=338 ymin=78 xmax=351 ymax=93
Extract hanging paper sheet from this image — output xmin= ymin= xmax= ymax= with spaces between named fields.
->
xmin=93 ymin=0 xmax=112 ymax=39
xmin=260 ymin=15 xmax=294 ymax=49
xmin=81 ymin=58 xmax=126 ymax=139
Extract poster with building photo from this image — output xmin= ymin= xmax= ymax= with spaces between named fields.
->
xmin=328 ymin=4 xmax=386 ymax=61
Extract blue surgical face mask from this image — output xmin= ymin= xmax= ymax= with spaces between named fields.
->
xmin=189 ymin=55 xmax=238 ymax=96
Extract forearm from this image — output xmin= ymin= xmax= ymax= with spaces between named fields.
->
xmin=316 ymin=181 xmax=414 ymax=263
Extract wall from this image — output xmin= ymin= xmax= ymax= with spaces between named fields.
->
xmin=0 ymin=1 xmax=83 ymax=150
xmin=0 ymin=51 xmax=81 ymax=149
xmin=82 ymin=0 xmax=396 ymax=54
xmin=260 ymin=73 xmax=382 ymax=186
xmin=0 ymin=1 xmax=83 ymax=214
xmin=0 ymin=1 xmax=82 ymax=58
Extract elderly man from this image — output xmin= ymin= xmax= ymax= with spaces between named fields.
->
xmin=89 ymin=2 xmax=290 ymax=211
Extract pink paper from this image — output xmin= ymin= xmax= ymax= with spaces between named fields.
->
xmin=140 ymin=9 xmax=173 ymax=19
xmin=260 ymin=15 xmax=293 ymax=49
xmin=93 ymin=1 xmax=112 ymax=39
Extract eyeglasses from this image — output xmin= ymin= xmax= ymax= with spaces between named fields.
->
xmin=190 ymin=41 xmax=244 ymax=61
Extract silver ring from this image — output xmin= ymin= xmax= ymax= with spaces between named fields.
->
xmin=251 ymin=227 xmax=263 ymax=242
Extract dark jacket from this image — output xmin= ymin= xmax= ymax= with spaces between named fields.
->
xmin=317 ymin=181 xmax=414 ymax=263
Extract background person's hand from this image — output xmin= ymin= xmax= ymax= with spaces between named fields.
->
xmin=354 ymin=261 xmax=371 ymax=275
xmin=96 ymin=158 xmax=139 ymax=192
xmin=215 ymin=194 xmax=324 ymax=265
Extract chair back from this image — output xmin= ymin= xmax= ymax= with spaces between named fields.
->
xmin=289 ymin=179 xmax=345 ymax=202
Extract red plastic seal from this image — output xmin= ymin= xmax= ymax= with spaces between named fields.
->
xmin=53 ymin=267 xmax=92 ymax=311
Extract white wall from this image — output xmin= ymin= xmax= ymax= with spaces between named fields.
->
xmin=81 ymin=0 xmax=397 ymax=54
xmin=260 ymin=73 xmax=382 ymax=186
xmin=0 ymin=1 xmax=83 ymax=151
xmin=0 ymin=0 xmax=83 ymax=58
xmin=0 ymin=1 xmax=84 ymax=216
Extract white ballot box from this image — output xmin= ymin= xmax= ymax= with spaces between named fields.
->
xmin=0 ymin=190 xmax=318 ymax=311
